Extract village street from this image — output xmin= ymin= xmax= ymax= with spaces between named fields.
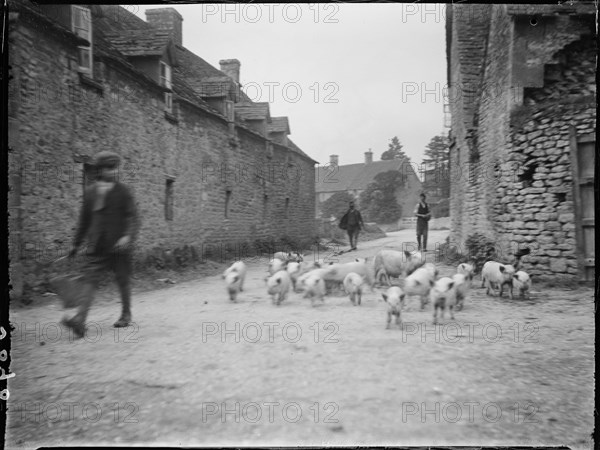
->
xmin=5 ymin=230 xmax=595 ymax=449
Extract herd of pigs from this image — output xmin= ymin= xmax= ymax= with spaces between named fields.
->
xmin=222 ymin=249 xmax=532 ymax=329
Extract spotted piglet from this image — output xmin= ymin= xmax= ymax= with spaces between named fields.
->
xmin=343 ymin=272 xmax=364 ymax=306
xmin=382 ymin=286 xmax=405 ymax=329
xmin=481 ymin=261 xmax=516 ymax=299
xmin=222 ymin=261 xmax=247 ymax=302
xmin=512 ymin=271 xmax=531 ymax=299
xmin=267 ymin=270 xmax=291 ymax=305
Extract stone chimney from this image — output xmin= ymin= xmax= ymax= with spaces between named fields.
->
xmin=219 ymin=59 xmax=241 ymax=84
xmin=330 ymin=155 xmax=339 ymax=165
xmin=365 ymin=149 xmax=373 ymax=164
xmin=145 ymin=8 xmax=183 ymax=47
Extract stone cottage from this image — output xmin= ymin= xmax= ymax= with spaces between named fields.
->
xmin=7 ymin=2 xmax=318 ymax=298
xmin=315 ymin=151 xmax=422 ymax=220
xmin=446 ymin=3 xmax=596 ymax=282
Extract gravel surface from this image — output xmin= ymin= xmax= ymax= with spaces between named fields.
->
xmin=5 ymin=230 xmax=595 ymax=448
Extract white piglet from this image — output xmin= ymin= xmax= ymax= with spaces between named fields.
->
xmin=286 ymin=262 xmax=302 ymax=291
xmin=324 ymin=259 xmax=374 ymax=289
xmin=481 ymin=261 xmax=516 ymax=299
xmin=382 ymin=286 xmax=405 ymax=329
xmin=268 ymin=257 xmax=288 ymax=276
xmin=512 ymin=271 xmax=531 ymax=299
xmin=267 ymin=270 xmax=291 ymax=305
xmin=302 ymin=272 xmax=326 ymax=306
xmin=343 ymin=272 xmax=364 ymax=306
xmin=451 ymin=273 xmax=470 ymax=311
xmin=222 ymin=261 xmax=247 ymax=302
xmin=457 ymin=263 xmax=475 ymax=281
xmin=430 ymin=277 xmax=457 ymax=323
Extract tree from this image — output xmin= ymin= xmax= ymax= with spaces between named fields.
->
xmin=381 ymin=136 xmax=409 ymax=161
xmin=358 ymin=170 xmax=404 ymax=223
xmin=421 ymin=134 xmax=450 ymax=200
xmin=320 ymin=191 xmax=355 ymax=220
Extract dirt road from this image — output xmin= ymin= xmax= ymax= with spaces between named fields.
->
xmin=5 ymin=230 xmax=595 ymax=448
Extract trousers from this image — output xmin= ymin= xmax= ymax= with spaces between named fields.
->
xmin=71 ymin=251 xmax=132 ymax=325
xmin=347 ymin=227 xmax=360 ymax=249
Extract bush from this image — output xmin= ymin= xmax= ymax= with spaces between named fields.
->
xmin=463 ymin=233 xmax=499 ymax=273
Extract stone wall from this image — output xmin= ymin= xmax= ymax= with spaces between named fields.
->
xmin=447 ymin=4 xmax=595 ymax=280
xmin=8 ymin=12 xmax=316 ymax=295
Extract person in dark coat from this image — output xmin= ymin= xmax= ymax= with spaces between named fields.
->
xmin=414 ymin=193 xmax=431 ymax=252
xmin=62 ymin=151 xmax=139 ymax=338
xmin=340 ymin=201 xmax=365 ymax=251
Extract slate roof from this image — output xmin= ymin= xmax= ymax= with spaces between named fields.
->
xmin=235 ymin=102 xmax=271 ymax=122
xmin=103 ymin=29 xmax=173 ymax=58
xmin=315 ymin=159 xmax=417 ymax=193
xmin=506 ymin=3 xmax=596 ymax=16
xmin=268 ymin=117 xmax=290 ymax=135
xmin=286 ymin=138 xmax=317 ymax=164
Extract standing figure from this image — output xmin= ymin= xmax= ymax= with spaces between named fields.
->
xmin=414 ymin=193 xmax=431 ymax=252
xmin=62 ymin=151 xmax=139 ymax=338
xmin=339 ymin=201 xmax=365 ymax=251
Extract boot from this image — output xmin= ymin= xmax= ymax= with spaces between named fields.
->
xmin=61 ymin=316 xmax=86 ymax=339
xmin=114 ymin=279 xmax=132 ymax=328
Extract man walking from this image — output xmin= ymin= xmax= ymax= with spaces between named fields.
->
xmin=414 ymin=193 xmax=431 ymax=252
xmin=62 ymin=151 xmax=139 ymax=338
xmin=340 ymin=201 xmax=365 ymax=251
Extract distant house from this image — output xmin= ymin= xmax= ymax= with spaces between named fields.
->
xmin=314 ymin=151 xmax=422 ymax=220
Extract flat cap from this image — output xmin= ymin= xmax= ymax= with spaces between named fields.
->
xmin=93 ymin=151 xmax=121 ymax=168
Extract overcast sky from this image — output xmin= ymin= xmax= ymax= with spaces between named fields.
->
xmin=127 ymin=3 xmax=447 ymax=167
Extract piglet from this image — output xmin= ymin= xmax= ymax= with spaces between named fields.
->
xmin=382 ymin=286 xmax=405 ymax=329
xmin=267 ymin=270 xmax=291 ymax=305
xmin=222 ymin=261 xmax=247 ymax=302
xmin=268 ymin=257 xmax=288 ymax=276
xmin=481 ymin=261 xmax=516 ymax=299
xmin=451 ymin=273 xmax=470 ymax=311
xmin=512 ymin=271 xmax=531 ymax=299
xmin=343 ymin=272 xmax=364 ymax=306
xmin=404 ymin=266 xmax=436 ymax=310
xmin=430 ymin=277 xmax=457 ymax=323
xmin=457 ymin=263 xmax=475 ymax=281
xmin=301 ymin=271 xmax=326 ymax=306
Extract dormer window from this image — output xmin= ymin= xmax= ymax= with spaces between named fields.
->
xmin=71 ymin=5 xmax=92 ymax=75
xmin=160 ymin=61 xmax=173 ymax=113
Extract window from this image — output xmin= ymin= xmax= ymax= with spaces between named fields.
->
xmin=165 ymin=179 xmax=174 ymax=221
xmin=71 ymin=6 xmax=93 ymax=75
xmin=263 ymin=195 xmax=268 ymax=220
xmin=160 ymin=61 xmax=173 ymax=113
xmin=225 ymin=190 xmax=232 ymax=218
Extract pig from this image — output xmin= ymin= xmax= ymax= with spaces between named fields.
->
xmin=451 ymin=273 xmax=470 ymax=311
xmin=373 ymin=250 xmax=424 ymax=286
xmin=404 ymin=265 xmax=436 ymax=310
xmin=382 ymin=286 xmax=405 ymax=329
xmin=512 ymin=271 xmax=531 ymax=299
xmin=286 ymin=262 xmax=301 ymax=291
xmin=267 ymin=270 xmax=291 ymax=305
xmin=222 ymin=261 xmax=247 ymax=301
xmin=301 ymin=272 xmax=326 ymax=306
xmin=457 ymin=263 xmax=475 ymax=281
xmin=268 ymin=257 xmax=288 ymax=276
xmin=274 ymin=251 xmax=304 ymax=263
xmin=430 ymin=277 xmax=457 ymax=323
xmin=481 ymin=261 xmax=516 ymax=299
xmin=323 ymin=259 xmax=375 ymax=289
xmin=343 ymin=272 xmax=365 ymax=305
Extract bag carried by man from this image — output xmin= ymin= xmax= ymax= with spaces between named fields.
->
xmin=339 ymin=212 xmax=349 ymax=230
xmin=49 ymin=255 xmax=88 ymax=309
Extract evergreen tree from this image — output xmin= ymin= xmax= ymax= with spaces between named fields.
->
xmin=381 ymin=136 xmax=409 ymax=161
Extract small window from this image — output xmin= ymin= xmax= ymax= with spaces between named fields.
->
xmin=72 ymin=6 xmax=93 ymax=76
xmin=263 ymin=195 xmax=268 ymax=220
xmin=160 ymin=61 xmax=172 ymax=89
xmin=164 ymin=92 xmax=173 ymax=114
xmin=225 ymin=190 xmax=232 ymax=218
xmin=285 ymin=197 xmax=290 ymax=219
xmin=165 ymin=179 xmax=174 ymax=221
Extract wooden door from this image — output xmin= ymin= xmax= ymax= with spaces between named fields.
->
xmin=569 ymin=129 xmax=595 ymax=282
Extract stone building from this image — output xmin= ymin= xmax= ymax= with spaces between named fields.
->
xmin=8 ymin=2 xmax=317 ymax=298
xmin=446 ymin=3 xmax=596 ymax=282
xmin=315 ymin=151 xmax=422 ymax=220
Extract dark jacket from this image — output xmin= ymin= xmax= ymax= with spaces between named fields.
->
xmin=340 ymin=209 xmax=364 ymax=230
xmin=74 ymin=182 xmax=139 ymax=254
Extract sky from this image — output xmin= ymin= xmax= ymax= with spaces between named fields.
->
xmin=126 ymin=3 xmax=448 ymax=167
